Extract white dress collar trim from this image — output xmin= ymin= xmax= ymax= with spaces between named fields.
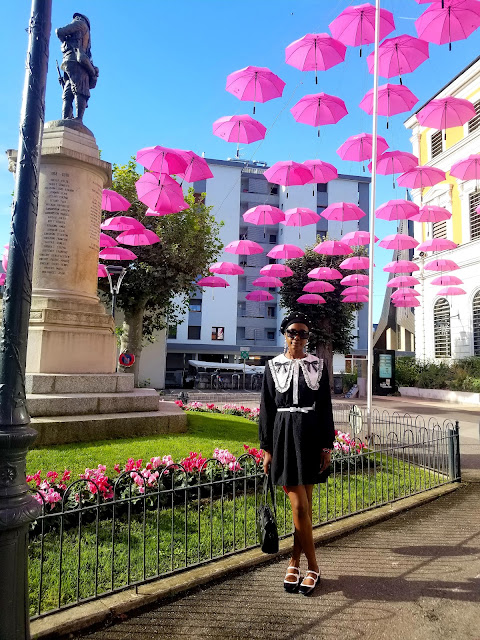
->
xmin=269 ymin=353 xmax=323 ymax=400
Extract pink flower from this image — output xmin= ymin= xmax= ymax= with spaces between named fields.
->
xmin=174 ymin=399 xmax=183 ymax=407
xmin=47 ymin=470 xmax=59 ymax=482
xmin=61 ymin=470 xmax=71 ymax=483
xmin=114 ymin=464 xmax=121 ymax=473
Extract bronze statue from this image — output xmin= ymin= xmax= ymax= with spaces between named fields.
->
xmin=56 ymin=13 xmax=99 ymax=121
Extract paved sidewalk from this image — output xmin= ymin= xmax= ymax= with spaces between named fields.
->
xmin=79 ymin=481 xmax=480 ymax=640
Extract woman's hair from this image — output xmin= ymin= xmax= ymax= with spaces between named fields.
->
xmin=280 ymin=312 xmax=311 ymax=334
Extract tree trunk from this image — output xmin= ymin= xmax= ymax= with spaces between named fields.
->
xmin=316 ymin=342 xmax=334 ymax=389
xmin=120 ymin=303 xmax=146 ymax=386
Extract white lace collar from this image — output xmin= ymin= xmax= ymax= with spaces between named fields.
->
xmin=268 ymin=353 xmax=323 ymax=403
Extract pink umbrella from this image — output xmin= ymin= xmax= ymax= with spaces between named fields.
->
xmin=2 ymin=249 xmax=8 ymax=273
xmin=282 ymin=207 xmax=320 ymax=227
xmin=252 ymin=276 xmax=283 ymax=287
xmin=339 ymin=256 xmax=371 ymax=270
xmin=391 ymin=288 xmax=421 ymax=298
xmin=285 ymin=33 xmax=346 ymax=84
xmin=212 ymin=115 xmax=267 ymax=158
xmin=411 ymin=205 xmax=451 ymax=222
xmin=0 ymin=273 xmax=6 ymax=286
xmin=297 ymin=293 xmax=326 ymax=304
xmin=243 ymin=205 xmax=284 ymax=226
xmin=101 ymin=216 xmax=144 ymax=232
xmin=98 ymin=264 xmax=108 ymax=278
xmin=308 ymin=266 xmax=343 ymax=280
xmin=342 ymin=294 xmax=369 ymax=303
xmin=136 ymin=146 xmax=188 ymax=175
xmin=263 ymin=161 xmax=313 ymax=199
xmin=246 ymin=290 xmax=274 ymax=301
xmin=384 ymin=259 xmax=420 ymax=273
xmin=303 ymin=159 xmax=338 ymax=184
xmin=369 ymin=151 xmax=419 ymax=189
xmin=99 ymin=232 xmax=118 ymax=248
xmin=303 ymin=280 xmax=335 ymax=293
xmin=341 ymin=230 xmax=378 ymax=247
xmin=175 ymin=150 xmax=214 ymax=182
xmin=341 ymin=274 xmax=369 ymax=286
xmin=425 ymin=258 xmax=459 ymax=271
xmin=367 ymin=35 xmax=430 ymax=84
xmin=387 ymin=275 xmax=421 ymax=287
xmin=436 ymin=286 xmax=467 ymax=296
xmin=116 ymin=229 xmax=161 ymax=246
xmin=314 ymin=240 xmax=352 ymax=256
xmin=415 ymin=0 xmax=480 ymax=50
xmin=431 ymin=274 xmax=463 ymax=286
xmin=209 ymin=262 xmax=244 ymax=275
xmin=99 ymin=247 xmax=137 ymax=261
xmin=417 ymin=96 xmax=476 ymax=137
xmin=379 ymin=234 xmax=419 ymax=250
xmin=417 ymin=238 xmax=458 ymax=251
xmin=393 ymin=298 xmax=420 ymax=307
xmin=260 ymin=263 xmax=293 ymax=277
xmin=329 ymin=4 xmax=395 ymax=56
xmin=375 ymin=199 xmax=419 ymax=221
xmin=342 ymin=286 xmax=369 ymax=296
xmin=135 ymin=173 xmax=186 ymax=213
xmin=321 ymin=202 xmax=366 ymax=222
xmin=290 ymin=93 xmax=348 ymax=136
xmin=337 ymin=133 xmax=389 ymax=172
xmin=101 ymin=189 xmax=131 ymax=212
xmin=145 ymin=203 xmax=189 ymax=216
xmin=359 ymin=83 xmax=418 ymax=128
xmin=450 ymin=154 xmax=480 ymax=189
xmin=397 ymin=167 xmax=446 ymax=200
xmin=267 ymin=244 xmax=304 ymax=259
xmin=197 ymin=276 xmax=229 ymax=288
xmin=224 ymin=239 xmax=263 ymax=255
xmin=226 ymin=66 xmax=285 ymax=114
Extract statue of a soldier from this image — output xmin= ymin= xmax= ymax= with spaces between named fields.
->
xmin=56 ymin=13 xmax=99 ymax=122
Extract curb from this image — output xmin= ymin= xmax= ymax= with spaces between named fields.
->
xmin=30 ymin=482 xmax=461 ymax=639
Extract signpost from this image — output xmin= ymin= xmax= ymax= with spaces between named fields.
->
xmin=240 ymin=347 xmax=250 ymax=390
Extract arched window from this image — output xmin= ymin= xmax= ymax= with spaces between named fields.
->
xmin=434 ymin=298 xmax=451 ymax=358
xmin=473 ymin=291 xmax=480 ymax=356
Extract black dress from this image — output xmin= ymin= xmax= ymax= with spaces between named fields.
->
xmin=258 ymin=353 xmax=335 ymax=487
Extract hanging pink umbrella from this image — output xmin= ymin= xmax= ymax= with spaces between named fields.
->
xmin=391 ymin=288 xmax=421 ymax=298
xmin=321 ymin=202 xmax=366 ymax=222
xmin=101 ymin=216 xmax=144 ymax=232
xmin=209 ymin=262 xmax=245 ymax=275
xmin=393 ymin=298 xmax=420 ymax=307
xmin=175 ymin=150 xmax=214 ymax=182
xmin=99 ymin=232 xmax=118 ymax=248
xmin=384 ymin=259 xmax=420 ymax=273
xmin=410 ymin=205 xmax=452 ymax=222
xmin=367 ymin=35 xmax=430 ymax=84
xmin=341 ymin=273 xmax=370 ymax=286
xmin=359 ymin=83 xmax=418 ymax=128
xmin=0 ymin=273 xmax=6 ymax=286
xmin=260 ymin=263 xmax=293 ymax=277
xmin=290 ymin=93 xmax=348 ymax=136
xmin=212 ymin=115 xmax=267 ymax=158
xmin=342 ymin=286 xmax=369 ymax=296
xmin=337 ymin=133 xmax=389 ymax=172
xmin=329 ymin=4 xmax=395 ymax=56
xmin=197 ymin=276 xmax=229 ymax=288
xmin=417 ymin=97 xmax=476 ymax=137
xmin=135 ymin=173 xmax=187 ymax=213
xmin=145 ymin=203 xmax=189 ymax=216
xmin=267 ymin=244 xmax=304 ymax=259
xmin=101 ymin=189 xmax=131 ymax=212
xmin=297 ymin=293 xmax=326 ymax=304
xmin=246 ymin=290 xmax=274 ymax=301
xmin=375 ymin=199 xmax=419 ymax=221
xmin=308 ymin=266 xmax=343 ymax=280
xmin=342 ymin=294 xmax=369 ymax=303
xmin=285 ymin=33 xmax=346 ymax=84
xmin=436 ymin=286 xmax=467 ymax=296
xmin=425 ymin=258 xmax=459 ymax=271
xmin=252 ymin=276 xmax=283 ymax=287
xmin=282 ymin=207 xmax=320 ymax=226
xmin=314 ymin=240 xmax=352 ymax=256
xmin=136 ymin=146 xmax=188 ymax=175
xmin=341 ymin=230 xmax=378 ymax=246
xmin=2 ymin=249 xmax=8 ymax=273
xmin=369 ymin=151 xmax=419 ymax=189
xmin=243 ymin=205 xmax=284 ymax=226
xmin=397 ymin=166 xmax=446 ymax=189
xmin=226 ymin=66 xmax=285 ymax=114
xmin=415 ymin=0 xmax=480 ymax=50
xmin=417 ymin=238 xmax=458 ymax=251
xmin=450 ymin=154 xmax=480 ymax=188
xmin=263 ymin=162 xmax=313 ymax=199
xmin=99 ymin=247 xmax=137 ymax=261
xmin=339 ymin=256 xmax=371 ymax=270
xmin=379 ymin=234 xmax=419 ymax=250
xmin=303 ymin=280 xmax=335 ymax=293
xmin=116 ymin=229 xmax=161 ymax=246
xmin=303 ymin=159 xmax=338 ymax=183
xmin=224 ymin=239 xmax=263 ymax=255
xmin=98 ymin=264 xmax=108 ymax=278
xmin=431 ymin=274 xmax=463 ymax=286
xmin=387 ymin=275 xmax=421 ymax=287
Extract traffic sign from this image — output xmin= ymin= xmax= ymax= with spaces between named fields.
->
xmin=240 ymin=351 xmax=249 ymax=359
xmin=119 ymin=352 xmax=135 ymax=367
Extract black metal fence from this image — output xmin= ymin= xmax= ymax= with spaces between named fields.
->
xmin=28 ymin=411 xmax=460 ymax=620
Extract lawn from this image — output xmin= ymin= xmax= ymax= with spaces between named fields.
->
xmin=27 ymin=413 xmax=259 ymax=477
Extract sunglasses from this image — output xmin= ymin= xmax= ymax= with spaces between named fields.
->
xmin=286 ymin=329 xmax=310 ymax=339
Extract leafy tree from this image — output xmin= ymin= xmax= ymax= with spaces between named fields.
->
xmin=100 ymin=159 xmax=223 ymax=384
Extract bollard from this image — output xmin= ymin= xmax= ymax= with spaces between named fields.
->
xmin=447 ymin=422 xmax=461 ymax=482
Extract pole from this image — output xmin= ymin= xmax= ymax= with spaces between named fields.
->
xmin=366 ymin=0 xmax=381 ymax=434
xmin=0 ymin=2 xmax=52 ymax=639
xmin=243 ymin=358 xmax=246 ymax=391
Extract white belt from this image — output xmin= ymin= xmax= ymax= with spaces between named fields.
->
xmin=277 ymin=405 xmax=315 ymax=413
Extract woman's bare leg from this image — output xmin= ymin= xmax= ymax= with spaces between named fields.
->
xmin=285 ymin=485 xmax=318 ymax=585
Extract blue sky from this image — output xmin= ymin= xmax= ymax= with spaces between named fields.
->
xmin=2 ymin=1 xmax=480 ymax=323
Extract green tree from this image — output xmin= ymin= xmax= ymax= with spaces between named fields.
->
xmin=101 ymin=159 xmax=223 ymax=384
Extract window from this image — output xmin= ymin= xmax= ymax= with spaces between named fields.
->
xmin=473 ymin=291 xmax=480 ymax=356
xmin=269 ymin=234 xmax=277 ymax=244
xmin=168 ymin=325 xmax=177 ymax=339
xmin=238 ymin=302 xmax=246 ymax=317
xmin=239 ymin=255 xmax=247 ymax=268
xmin=189 ymin=299 xmax=202 ymax=312
xmin=433 ymin=298 xmax=451 ymax=357
xmin=211 ymin=327 xmax=224 ymax=341
xmin=268 ymin=257 xmax=276 ymax=264
xmin=237 ymin=326 xmax=246 ymax=340
xmin=317 ymin=183 xmax=328 ymax=192
xmin=469 ymin=191 xmax=480 ymax=240
xmin=430 ymin=130 xmax=443 ymax=159
xmin=266 ymin=330 xmax=276 ymax=341
xmin=188 ymin=325 xmax=201 ymax=340
xmin=432 ymin=220 xmax=447 ymax=239
xmin=269 ymin=184 xmax=278 ymax=195
xmin=468 ymin=100 xmax=480 ymax=133
xmin=267 ymin=306 xmax=276 ymax=318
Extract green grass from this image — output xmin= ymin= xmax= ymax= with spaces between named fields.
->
xmin=27 ymin=413 xmax=259 ymax=477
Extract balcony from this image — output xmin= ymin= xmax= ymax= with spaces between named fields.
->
xmin=240 ymin=191 xmax=280 ymax=206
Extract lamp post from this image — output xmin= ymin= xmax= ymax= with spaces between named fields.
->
xmin=105 ymin=265 xmax=126 ymax=319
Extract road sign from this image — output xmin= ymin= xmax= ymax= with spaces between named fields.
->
xmin=119 ymin=352 xmax=135 ymax=367
xmin=240 ymin=351 xmax=250 ymax=359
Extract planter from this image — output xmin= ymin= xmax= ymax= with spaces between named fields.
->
xmin=398 ymin=386 xmax=480 ymax=405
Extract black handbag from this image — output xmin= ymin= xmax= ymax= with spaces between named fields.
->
xmin=257 ymin=474 xmax=279 ymax=554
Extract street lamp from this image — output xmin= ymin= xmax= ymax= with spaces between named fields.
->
xmin=105 ymin=265 xmax=126 ymax=318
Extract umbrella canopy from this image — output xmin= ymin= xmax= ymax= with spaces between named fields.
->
xmin=369 ymin=150 xmax=418 ymax=175
xmin=99 ymin=247 xmax=137 ymax=261
xmin=425 ymin=258 xmax=459 ymax=271
xmin=366 ymin=35 xmax=430 ymax=83
xmin=135 ymin=173 xmax=187 ymax=213
xmin=260 ymin=263 xmax=293 ymax=277
xmin=0 ymin=273 xmax=6 ymax=286
xmin=303 ymin=159 xmax=338 ymax=183
xmin=384 ymin=259 xmax=420 ymax=273
xmin=417 ymin=96 xmax=476 ymax=131
xmin=394 ymin=298 xmax=420 ymax=307
xmin=375 ymin=199 xmax=419 ymax=221
xmin=397 ymin=165 xmax=446 ymax=189
xmin=197 ymin=276 xmax=229 ymax=288
xmin=246 ymin=290 xmax=274 ymax=301
xmin=341 ymin=273 xmax=369 ymax=286
xmin=341 ymin=285 xmax=369 ymax=296
xmin=308 ymin=266 xmax=343 ymax=279
xmin=314 ymin=240 xmax=352 ymax=256
xmin=212 ymin=115 xmax=266 ymax=145
xmin=431 ymin=274 xmax=464 ymax=286
xmin=101 ymin=189 xmax=131 ymax=212
xmin=379 ymin=233 xmax=419 ymax=250
xmin=209 ymin=262 xmax=244 ymax=275
xmin=282 ymin=207 xmax=320 ymax=226
xmin=136 ymin=146 xmax=188 ymax=175
xmin=101 ymin=216 xmax=144 ymax=232
xmin=98 ymin=264 xmax=108 ymax=278
xmin=116 ymin=229 xmax=161 ymax=246
xmin=290 ymin=93 xmax=348 ymax=134
xmin=175 ymin=150 xmax=214 ymax=182
xmin=145 ymin=204 xmax=189 ymax=217
xmin=417 ymin=238 xmax=458 ymax=251
xmin=226 ymin=66 xmax=285 ymax=113
xmin=359 ymin=83 xmax=418 ymax=127
xmin=252 ymin=276 xmax=283 ymax=288
xmin=243 ymin=205 xmax=284 ymax=226
xmin=329 ymin=4 xmax=395 ymax=54
xmin=436 ymin=286 xmax=467 ymax=296
xmin=391 ymin=288 xmax=421 ymax=298
xmin=337 ymin=133 xmax=389 ymax=166
xmin=263 ymin=161 xmax=313 ymax=187
xmin=267 ymin=244 xmax=304 ymax=259
xmin=303 ymin=280 xmax=335 ymax=293
xmin=342 ymin=294 xmax=369 ymax=303
xmin=387 ymin=275 xmax=421 ymax=287
xmin=297 ymin=293 xmax=326 ymax=304
xmin=411 ymin=205 xmax=451 ymax=222
xmin=339 ymin=256 xmax=371 ymax=270
xmin=415 ymin=0 xmax=480 ymax=49
xmin=285 ymin=33 xmax=346 ymax=83
xmin=99 ymin=232 xmax=118 ymax=248
xmin=2 ymin=249 xmax=8 ymax=273
xmin=341 ymin=230 xmax=378 ymax=246
xmin=224 ymin=239 xmax=263 ymax=255
xmin=450 ymin=154 xmax=480 ymax=181
xmin=321 ymin=201 xmax=366 ymax=221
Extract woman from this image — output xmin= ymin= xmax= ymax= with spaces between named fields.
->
xmin=258 ymin=312 xmax=335 ymax=595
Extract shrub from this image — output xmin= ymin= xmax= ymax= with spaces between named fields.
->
xmin=342 ymin=372 xmax=357 ymax=393
xmin=395 ymin=356 xmax=421 ymax=387
xmin=395 ymin=356 xmax=480 ymax=392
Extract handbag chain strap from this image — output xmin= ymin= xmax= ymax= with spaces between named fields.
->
xmin=262 ymin=473 xmax=277 ymax=519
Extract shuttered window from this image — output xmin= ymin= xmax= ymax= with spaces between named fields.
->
xmin=433 ymin=298 xmax=451 ymax=358
xmin=468 ymin=100 xmax=480 ymax=134
xmin=473 ymin=291 xmax=480 ymax=356
xmin=469 ymin=191 xmax=480 ymax=240
xmin=430 ymin=130 xmax=443 ymax=159
xmin=432 ymin=220 xmax=447 ymax=239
